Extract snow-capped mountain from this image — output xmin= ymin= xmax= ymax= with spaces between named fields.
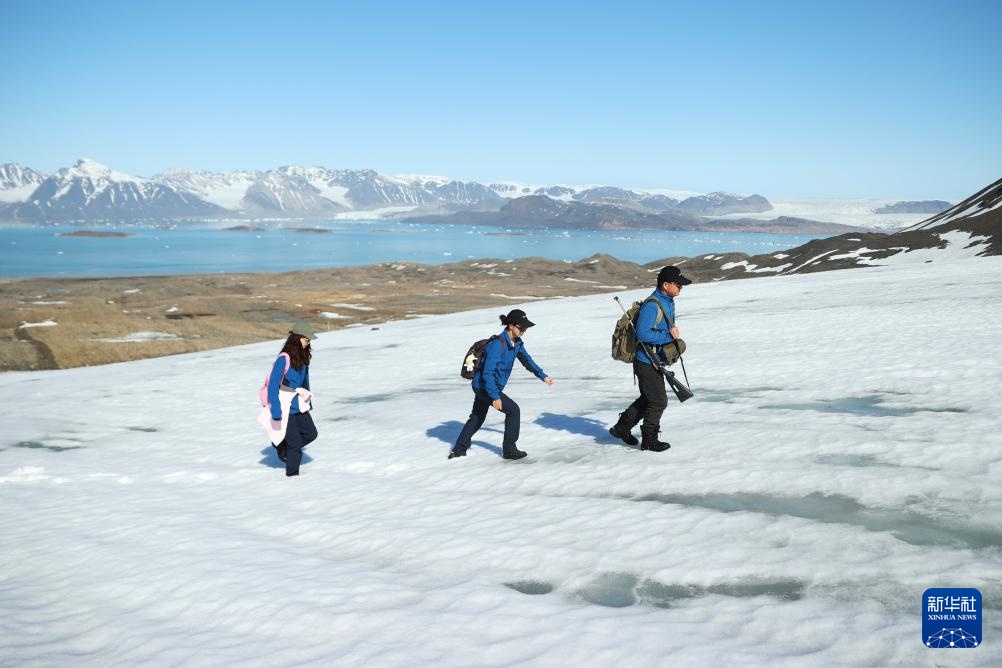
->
xmin=0 ymin=163 xmax=46 ymax=203
xmin=489 ymin=182 xmax=537 ymax=198
xmin=154 ymin=168 xmax=261 ymax=210
xmin=486 ymin=184 xmax=769 ymax=216
xmin=570 ymin=186 xmax=680 ymax=212
xmin=3 ymin=159 xmax=224 ymax=220
xmin=153 ymin=167 xmax=505 ymax=215
xmin=0 ymin=158 xmax=776 ymax=222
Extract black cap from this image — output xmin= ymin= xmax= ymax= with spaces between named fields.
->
xmin=501 ymin=308 xmax=535 ymax=330
xmin=656 ymin=265 xmax=692 ymax=287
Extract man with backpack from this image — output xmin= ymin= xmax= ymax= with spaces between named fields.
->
xmin=609 ymin=266 xmax=692 ymax=452
xmin=450 ymin=309 xmax=554 ymax=461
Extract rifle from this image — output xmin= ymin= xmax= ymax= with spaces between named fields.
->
xmin=614 ymin=296 xmax=694 ymax=403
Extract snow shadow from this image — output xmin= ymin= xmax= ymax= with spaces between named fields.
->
xmin=813 ymin=453 xmax=939 ymax=471
xmin=341 ymin=383 xmax=455 ymax=405
xmin=534 ymin=412 xmax=612 ymax=443
xmin=697 ymin=386 xmax=785 ymax=403
xmin=8 ymin=440 xmax=83 ymax=452
xmin=503 ymin=580 xmax=554 ymax=595
xmin=257 ymin=445 xmax=314 ymax=469
xmin=761 ymin=395 xmax=967 ymax=417
xmin=578 ymin=573 xmax=807 ymax=608
xmin=425 ymin=421 xmax=502 ymax=456
xmin=627 ymin=491 xmax=1002 ymax=550
xmin=504 ymin=573 xmax=805 ymax=609
xmin=341 ymin=393 xmax=397 ymax=405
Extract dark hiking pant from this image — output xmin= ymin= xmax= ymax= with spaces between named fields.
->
xmin=282 ymin=412 xmax=318 ymax=476
xmin=619 ymin=360 xmax=668 ymax=435
xmin=453 ymin=390 xmax=521 ymax=457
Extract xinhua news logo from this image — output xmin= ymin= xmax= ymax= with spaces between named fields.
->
xmin=923 ymin=588 xmax=982 ymax=649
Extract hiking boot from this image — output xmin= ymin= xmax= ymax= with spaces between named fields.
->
xmin=609 ymin=424 xmax=639 ymax=446
xmin=640 ymin=428 xmax=671 ymax=452
xmin=503 ymin=449 xmax=528 ymax=460
xmin=448 ymin=450 xmax=467 ymax=459
xmin=641 ymin=440 xmax=671 ymax=452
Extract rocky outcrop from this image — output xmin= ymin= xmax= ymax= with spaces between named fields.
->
xmin=874 ymin=200 xmax=952 ymax=214
xmin=675 ymin=192 xmax=773 ymax=216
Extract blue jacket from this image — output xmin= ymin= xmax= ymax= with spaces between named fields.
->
xmin=473 ymin=330 xmax=547 ymax=400
xmin=634 ymin=289 xmax=678 ymax=366
xmin=268 ymin=355 xmax=311 ymax=420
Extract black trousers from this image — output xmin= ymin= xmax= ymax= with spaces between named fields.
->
xmin=453 ymin=390 xmax=521 ymax=457
xmin=620 ymin=360 xmax=669 ymax=434
xmin=282 ymin=412 xmax=318 ymax=476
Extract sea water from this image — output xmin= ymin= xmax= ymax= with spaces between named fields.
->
xmin=0 ymin=221 xmax=823 ymax=278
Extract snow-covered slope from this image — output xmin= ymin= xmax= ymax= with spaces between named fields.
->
xmin=901 ymin=176 xmax=1002 ymax=231
xmin=2 ymin=257 xmax=1000 ymax=665
xmin=155 ymin=168 xmax=260 ymax=210
xmin=0 ymin=162 xmax=46 ymax=203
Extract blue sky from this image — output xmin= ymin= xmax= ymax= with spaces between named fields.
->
xmin=1 ymin=0 xmax=999 ymax=198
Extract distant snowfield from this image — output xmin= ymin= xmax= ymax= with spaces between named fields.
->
xmin=2 ymin=257 xmax=1001 ymax=665
xmin=0 ymin=183 xmax=40 ymax=203
xmin=713 ymin=196 xmax=944 ymax=231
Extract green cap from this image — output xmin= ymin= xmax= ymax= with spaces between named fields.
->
xmin=291 ymin=321 xmax=317 ymax=339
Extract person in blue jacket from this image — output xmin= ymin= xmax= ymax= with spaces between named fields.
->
xmin=268 ymin=321 xmax=318 ymax=476
xmin=450 ymin=309 xmax=554 ymax=460
xmin=609 ymin=265 xmax=691 ymax=452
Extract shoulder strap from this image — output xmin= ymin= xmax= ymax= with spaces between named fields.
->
xmin=261 ymin=352 xmax=293 ymax=406
xmin=641 ymin=296 xmax=672 ymax=328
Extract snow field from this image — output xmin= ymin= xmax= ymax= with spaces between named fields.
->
xmin=1 ymin=256 xmax=1001 ymax=665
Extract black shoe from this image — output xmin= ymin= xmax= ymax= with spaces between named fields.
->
xmin=503 ymin=449 xmax=528 ymax=460
xmin=609 ymin=425 xmax=639 ymax=446
xmin=641 ymin=440 xmax=671 ymax=452
xmin=273 ymin=443 xmax=287 ymax=462
xmin=640 ymin=428 xmax=671 ymax=452
xmin=448 ymin=450 xmax=467 ymax=459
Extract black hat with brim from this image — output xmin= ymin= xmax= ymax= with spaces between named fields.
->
xmin=657 ymin=265 xmax=692 ymax=286
xmin=504 ymin=309 xmax=535 ymax=330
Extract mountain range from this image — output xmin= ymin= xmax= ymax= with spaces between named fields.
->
xmin=0 ymin=159 xmax=772 ymax=223
xmin=405 ymin=194 xmax=866 ymax=234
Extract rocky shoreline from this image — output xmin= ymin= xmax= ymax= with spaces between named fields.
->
xmin=0 ymin=254 xmax=688 ymax=371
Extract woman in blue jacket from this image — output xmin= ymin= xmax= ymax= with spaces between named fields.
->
xmin=450 ymin=309 xmax=554 ymax=460
xmin=267 ymin=321 xmax=318 ymax=476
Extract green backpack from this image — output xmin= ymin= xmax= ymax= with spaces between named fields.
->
xmin=605 ymin=298 xmax=685 ymax=366
xmin=611 ymin=297 xmax=663 ymax=363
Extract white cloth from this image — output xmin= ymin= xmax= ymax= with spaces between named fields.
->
xmin=257 ymin=387 xmax=313 ymax=446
